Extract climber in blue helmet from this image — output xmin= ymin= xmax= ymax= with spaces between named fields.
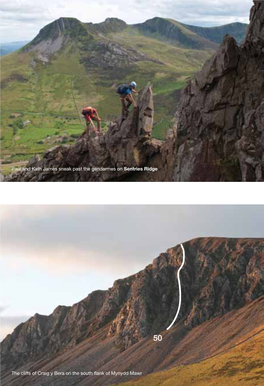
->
xmin=116 ymin=81 xmax=139 ymax=119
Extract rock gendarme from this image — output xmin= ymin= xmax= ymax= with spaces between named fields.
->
xmin=5 ymin=85 xmax=175 ymax=182
xmin=174 ymin=1 xmax=264 ymax=182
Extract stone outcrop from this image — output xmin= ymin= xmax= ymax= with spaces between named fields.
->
xmin=107 ymin=238 xmax=264 ymax=347
xmin=174 ymin=0 xmax=264 ymax=181
xmin=5 ymin=85 xmax=175 ymax=182
xmin=81 ymin=41 xmax=165 ymax=70
xmin=1 ymin=237 xmax=263 ymax=372
xmin=0 ymin=291 xmax=106 ymax=371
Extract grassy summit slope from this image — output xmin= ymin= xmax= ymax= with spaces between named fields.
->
xmin=121 ymin=327 xmax=264 ymax=386
xmin=137 ymin=17 xmax=218 ymax=50
xmin=0 ymin=17 xmax=247 ymax=173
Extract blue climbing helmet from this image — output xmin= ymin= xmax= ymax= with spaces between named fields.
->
xmin=130 ymin=81 xmax=137 ymax=89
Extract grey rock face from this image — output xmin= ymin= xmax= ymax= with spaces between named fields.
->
xmin=108 ymin=238 xmax=264 ymax=346
xmin=25 ymin=18 xmax=84 ymax=62
xmin=82 ymin=41 xmax=165 ymax=69
xmin=5 ymin=85 xmax=175 ymax=182
xmin=174 ymin=1 xmax=264 ymax=181
xmin=1 ymin=238 xmax=263 ymax=372
xmin=1 ymin=291 xmax=106 ymax=371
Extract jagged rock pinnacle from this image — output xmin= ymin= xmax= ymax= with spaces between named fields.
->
xmin=246 ymin=1 xmax=264 ymax=45
xmin=174 ymin=0 xmax=264 ymax=182
xmin=5 ymin=85 xmax=175 ymax=182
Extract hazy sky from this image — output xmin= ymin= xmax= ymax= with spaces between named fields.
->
xmin=0 ymin=0 xmax=253 ymax=43
xmin=0 ymin=205 xmax=263 ymax=341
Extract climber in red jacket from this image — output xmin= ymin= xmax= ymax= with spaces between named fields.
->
xmin=82 ymin=106 xmax=102 ymax=136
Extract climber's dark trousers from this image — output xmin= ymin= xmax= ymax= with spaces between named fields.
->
xmin=121 ymin=96 xmax=132 ymax=119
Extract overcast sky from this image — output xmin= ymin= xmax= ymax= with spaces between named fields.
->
xmin=0 ymin=205 xmax=263 ymax=341
xmin=0 ymin=0 xmax=253 ymax=43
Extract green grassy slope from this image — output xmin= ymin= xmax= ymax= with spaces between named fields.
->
xmin=136 ymin=18 xmax=218 ymax=50
xmin=0 ymin=46 xmax=90 ymax=173
xmin=0 ymin=17 xmax=247 ymax=174
xmin=121 ymin=327 xmax=264 ymax=386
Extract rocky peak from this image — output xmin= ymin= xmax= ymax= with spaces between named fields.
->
xmin=1 ymin=238 xmax=263 ymax=372
xmin=50 ymin=18 xmax=82 ymax=32
xmin=94 ymin=18 xmax=127 ymax=34
xmin=0 ymin=290 xmax=106 ymax=371
xmin=23 ymin=17 xmax=90 ymax=63
xmin=174 ymin=0 xmax=264 ymax=182
xmin=246 ymin=1 xmax=264 ymax=45
xmin=5 ymin=85 xmax=175 ymax=182
xmin=30 ymin=17 xmax=87 ymax=45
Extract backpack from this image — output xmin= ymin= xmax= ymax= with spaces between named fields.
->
xmin=116 ymin=84 xmax=130 ymax=95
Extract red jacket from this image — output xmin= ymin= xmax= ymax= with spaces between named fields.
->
xmin=83 ymin=107 xmax=97 ymax=120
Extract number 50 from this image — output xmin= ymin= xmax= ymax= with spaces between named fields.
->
xmin=153 ymin=335 xmax=162 ymax=341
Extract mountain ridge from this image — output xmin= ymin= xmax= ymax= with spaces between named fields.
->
xmin=1 ymin=237 xmax=263 ymax=386
xmin=20 ymin=16 xmax=247 ymax=68
xmin=23 ymin=16 xmax=248 ymax=55
xmin=182 ymin=21 xmax=248 ymax=44
xmin=24 ymin=16 xmax=248 ymax=48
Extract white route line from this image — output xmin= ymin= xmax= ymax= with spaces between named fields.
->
xmin=166 ymin=244 xmax=185 ymax=331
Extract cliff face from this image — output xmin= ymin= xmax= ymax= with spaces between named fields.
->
xmin=5 ymin=85 xmax=175 ymax=182
xmin=23 ymin=18 xmax=91 ymax=63
xmin=1 ymin=291 xmax=106 ymax=371
xmin=108 ymin=238 xmax=264 ymax=347
xmin=174 ymin=1 xmax=264 ymax=181
xmin=1 ymin=238 xmax=263 ymax=374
